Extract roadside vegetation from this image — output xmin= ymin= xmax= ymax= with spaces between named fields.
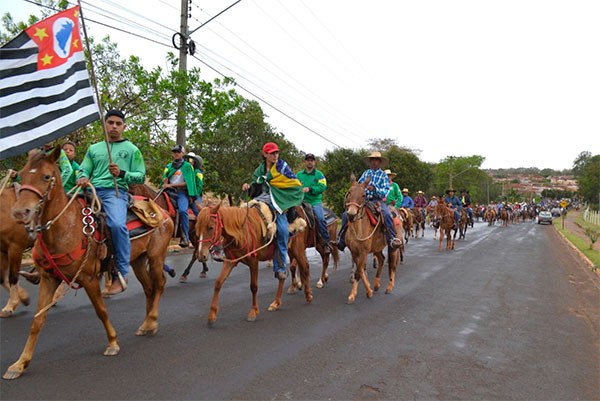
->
xmin=553 ymin=212 xmax=600 ymax=269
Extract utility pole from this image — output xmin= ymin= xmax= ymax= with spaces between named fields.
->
xmin=448 ymin=156 xmax=454 ymax=189
xmin=176 ymin=0 xmax=190 ymax=147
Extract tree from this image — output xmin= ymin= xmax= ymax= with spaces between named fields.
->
xmin=384 ymin=147 xmax=433 ymax=197
xmin=572 ymin=151 xmax=592 ymax=178
xmin=576 ymin=155 xmax=600 ymax=210
xmin=321 ymin=148 xmax=366 ymax=216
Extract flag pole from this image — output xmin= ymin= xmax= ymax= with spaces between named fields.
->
xmin=76 ymin=1 xmax=120 ymax=198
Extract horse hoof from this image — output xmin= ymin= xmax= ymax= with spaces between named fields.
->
xmin=101 ymin=291 xmax=111 ymax=299
xmin=267 ymin=303 xmax=279 ymax=312
xmin=136 ymin=326 xmax=158 ymax=336
xmin=286 ymin=288 xmax=296 ymax=295
xmin=179 ymin=276 xmax=187 ymax=283
xmin=366 ymin=291 xmax=373 ymax=299
xmin=0 ymin=310 xmax=13 ymax=318
xmin=103 ymin=345 xmax=120 ymax=356
xmin=2 ymin=369 xmax=23 ymax=380
xmin=246 ymin=316 xmax=256 ymax=322
xmin=199 ymin=272 xmax=206 ymax=278
xmin=316 ymin=281 xmax=323 ymax=289
xmin=20 ymin=295 xmax=31 ymax=306
xmin=207 ymin=319 xmax=216 ymax=327
xmin=385 ymin=289 xmax=393 ymax=294
xmin=347 ymin=298 xmax=355 ymax=305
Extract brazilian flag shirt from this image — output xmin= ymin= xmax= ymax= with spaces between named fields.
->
xmin=252 ymin=159 xmax=303 ymax=214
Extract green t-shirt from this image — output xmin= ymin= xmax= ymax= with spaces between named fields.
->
xmin=386 ymin=182 xmax=403 ymax=206
xmin=296 ymin=168 xmax=327 ymax=205
xmin=63 ymin=160 xmax=80 ymax=192
xmin=78 ymin=140 xmax=145 ymax=191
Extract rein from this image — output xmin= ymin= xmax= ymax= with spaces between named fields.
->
xmin=346 ymin=202 xmax=382 ymax=242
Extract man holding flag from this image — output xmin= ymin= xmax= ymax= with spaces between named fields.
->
xmin=77 ymin=109 xmax=145 ymax=295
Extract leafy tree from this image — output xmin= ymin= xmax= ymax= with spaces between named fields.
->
xmin=321 ymin=148 xmax=366 ymax=216
xmin=576 ymin=155 xmax=600 ymax=210
xmin=384 ymin=147 xmax=433 ymax=198
xmin=573 ymin=151 xmax=592 ymax=178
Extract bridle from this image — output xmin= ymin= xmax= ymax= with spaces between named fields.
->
xmin=18 ymin=172 xmax=57 ymax=235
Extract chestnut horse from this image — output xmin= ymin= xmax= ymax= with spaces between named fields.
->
xmin=129 ymin=184 xmax=209 ymax=280
xmin=288 ymin=210 xmax=339 ymax=292
xmin=4 ymin=147 xmax=174 ymax=380
xmin=412 ymin=207 xmax=425 ymax=238
xmin=344 ymin=177 xmax=402 ymax=304
xmin=0 ymin=184 xmax=32 ymax=317
xmin=398 ymin=208 xmax=413 ymax=243
xmin=196 ymin=202 xmax=311 ymax=324
xmin=499 ymin=208 xmax=509 ymax=227
xmin=434 ymin=202 xmax=458 ymax=251
xmin=484 ymin=207 xmax=496 ymax=226
xmin=457 ymin=208 xmax=469 ymax=240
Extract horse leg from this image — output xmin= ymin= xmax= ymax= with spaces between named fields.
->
xmin=130 ymin=256 xmax=163 ymax=336
xmin=438 ymin=229 xmax=444 ymax=251
xmin=358 ymin=253 xmax=373 ymax=299
xmin=179 ymin=253 xmax=196 ymax=282
xmin=247 ymin=260 xmax=260 ymax=321
xmin=287 ymin=258 xmax=299 ymax=294
xmin=208 ymin=261 xmax=235 ymax=325
xmin=451 ymin=229 xmax=457 ymax=250
xmin=317 ymin=250 xmax=330 ymax=289
xmin=297 ymin=251 xmax=312 ymax=304
xmin=386 ymin=248 xmax=398 ymax=294
xmin=81 ymin=273 xmax=119 ymax=356
xmin=0 ymin=251 xmax=30 ymax=318
xmin=373 ymin=251 xmax=385 ymax=292
xmin=2 ymin=276 xmax=59 ymax=380
xmin=101 ymin=271 xmax=112 ymax=298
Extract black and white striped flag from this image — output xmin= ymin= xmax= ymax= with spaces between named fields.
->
xmin=0 ymin=6 xmax=99 ymax=160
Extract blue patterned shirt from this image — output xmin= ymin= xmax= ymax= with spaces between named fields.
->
xmin=358 ymin=168 xmax=389 ymax=200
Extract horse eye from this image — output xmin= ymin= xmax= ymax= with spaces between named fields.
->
xmin=43 ymin=175 xmax=51 ymax=181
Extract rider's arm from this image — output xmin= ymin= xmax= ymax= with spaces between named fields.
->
xmin=373 ymin=172 xmax=389 ymax=199
xmin=122 ymin=147 xmax=146 ymax=185
xmin=76 ymin=148 xmax=93 ymax=180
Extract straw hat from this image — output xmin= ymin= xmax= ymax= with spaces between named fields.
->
xmin=383 ymin=169 xmax=396 ymax=178
xmin=362 ymin=151 xmax=389 ymax=167
xmin=432 ymin=196 xmax=438 ymax=200
xmin=402 ymin=188 xmax=409 ymax=194
xmin=417 ymin=190 xmax=424 ymax=195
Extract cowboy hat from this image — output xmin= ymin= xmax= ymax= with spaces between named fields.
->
xmin=432 ymin=196 xmax=438 ymax=199
xmin=185 ymin=152 xmax=203 ymax=167
xmin=383 ymin=169 xmax=396 ymax=178
xmin=445 ymin=188 xmax=456 ymax=194
xmin=402 ymin=188 xmax=409 ymax=193
xmin=362 ymin=151 xmax=389 ymax=167
xmin=417 ymin=190 xmax=424 ymax=195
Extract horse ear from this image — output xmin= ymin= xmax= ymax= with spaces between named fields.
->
xmin=212 ymin=202 xmax=221 ymax=214
xmin=49 ymin=145 xmax=61 ymax=163
xmin=350 ymin=173 xmax=356 ymax=183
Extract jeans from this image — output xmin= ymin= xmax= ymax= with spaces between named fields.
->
xmin=190 ymin=195 xmax=201 ymax=216
xmin=453 ymin=209 xmax=460 ymax=226
xmin=338 ymin=199 xmax=396 ymax=249
xmin=96 ymin=187 xmax=130 ymax=277
xmin=466 ymin=207 xmax=473 ymax=224
xmin=177 ymin=191 xmax=190 ymax=241
xmin=273 ymin=212 xmax=289 ymax=274
xmin=311 ymin=203 xmax=330 ymax=243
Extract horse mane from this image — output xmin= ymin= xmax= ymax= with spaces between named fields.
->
xmin=219 ymin=206 xmax=264 ymax=247
xmin=27 ymin=148 xmax=46 ymax=167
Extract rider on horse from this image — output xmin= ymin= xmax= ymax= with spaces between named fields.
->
xmin=414 ymin=190 xmax=428 ymax=219
xmin=161 ymin=144 xmax=200 ymax=248
xmin=241 ymin=142 xmax=304 ymax=280
xmin=400 ymin=188 xmax=414 ymax=209
xmin=296 ymin=153 xmax=331 ymax=254
xmin=61 ymin=141 xmax=80 ymax=193
xmin=184 ymin=151 xmax=204 ymax=216
xmin=460 ymin=189 xmax=474 ymax=227
xmin=76 ymin=109 xmax=146 ymax=295
xmin=384 ymin=169 xmax=402 ymax=206
xmin=444 ymin=188 xmax=462 ymax=229
xmin=337 ymin=151 xmax=402 ymax=251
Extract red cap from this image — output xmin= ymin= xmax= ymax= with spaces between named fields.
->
xmin=262 ymin=142 xmax=279 ymax=154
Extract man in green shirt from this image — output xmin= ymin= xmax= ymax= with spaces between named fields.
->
xmin=62 ymin=141 xmax=80 ymax=192
xmin=296 ymin=153 xmax=331 ymax=254
xmin=161 ymin=144 xmax=199 ymax=247
xmin=77 ymin=109 xmax=146 ymax=295
xmin=384 ymin=169 xmax=402 ymax=206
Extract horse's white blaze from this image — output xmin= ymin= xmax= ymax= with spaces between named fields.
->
xmin=28 ymin=169 xmax=37 ymax=173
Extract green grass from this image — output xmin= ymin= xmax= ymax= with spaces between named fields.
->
xmin=576 ymin=211 xmax=600 ymax=231
xmin=553 ymin=213 xmax=600 ymax=268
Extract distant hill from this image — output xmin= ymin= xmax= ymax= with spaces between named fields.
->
xmin=485 ymin=167 xmax=572 ymax=177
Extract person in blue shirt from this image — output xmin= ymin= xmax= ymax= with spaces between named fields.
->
xmin=337 ymin=151 xmax=402 ymax=251
xmin=444 ymin=188 xmax=462 ymax=229
xmin=400 ymin=188 xmax=414 ymax=209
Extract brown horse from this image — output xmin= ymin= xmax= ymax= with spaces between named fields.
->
xmin=457 ymin=208 xmax=469 ymax=240
xmin=129 ymin=184 xmax=209 ymax=281
xmin=0 ymin=184 xmax=32 ymax=317
xmin=412 ymin=207 xmax=425 ymax=238
xmin=398 ymin=207 xmax=413 ymax=243
xmin=484 ymin=207 xmax=496 ymax=226
xmin=434 ymin=202 xmax=458 ymax=251
xmin=427 ymin=206 xmax=439 ymax=239
xmin=4 ymin=147 xmax=174 ymax=380
xmin=344 ymin=177 xmax=402 ymax=304
xmin=499 ymin=208 xmax=510 ymax=227
xmin=196 ymin=202 xmax=311 ymax=324
xmin=288 ymin=212 xmax=339 ymax=292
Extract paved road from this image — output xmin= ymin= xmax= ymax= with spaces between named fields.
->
xmin=1 ymin=221 xmax=598 ymax=400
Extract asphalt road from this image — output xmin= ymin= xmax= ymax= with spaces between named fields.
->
xmin=1 ymin=220 xmax=598 ymax=400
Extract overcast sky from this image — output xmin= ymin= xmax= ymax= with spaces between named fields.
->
xmin=3 ymin=0 xmax=599 ymax=170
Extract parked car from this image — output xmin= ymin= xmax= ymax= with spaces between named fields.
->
xmin=538 ymin=211 xmax=553 ymax=224
xmin=551 ymin=207 xmax=562 ymax=217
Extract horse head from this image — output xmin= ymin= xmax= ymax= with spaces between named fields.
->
xmin=12 ymin=146 xmax=63 ymax=227
xmin=345 ymin=176 xmax=369 ymax=222
xmin=196 ymin=201 xmax=223 ymax=263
